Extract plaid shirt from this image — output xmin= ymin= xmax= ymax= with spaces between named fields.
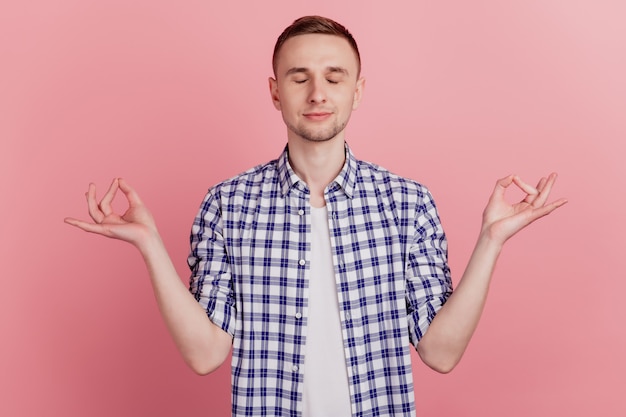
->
xmin=188 ymin=144 xmax=452 ymax=417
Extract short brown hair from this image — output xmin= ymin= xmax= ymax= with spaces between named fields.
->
xmin=272 ymin=15 xmax=361 ymax=77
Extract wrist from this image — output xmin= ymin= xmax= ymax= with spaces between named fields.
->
xmin=135 ymin=227 xmax=164 ymax=257
xmin=477 ymin=227 xmax=505 ymax=253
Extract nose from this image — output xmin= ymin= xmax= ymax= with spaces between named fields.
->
xmin=308 ymin=78 xmax=327 ymax=104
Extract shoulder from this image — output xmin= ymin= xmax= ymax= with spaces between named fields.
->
xmin=208 ymin=159 xmax=280 ymax=197
xmin=354 ymin=157 xmax=433 ymax=203
xmin=194 ymin=159 xmax=280 ymax=216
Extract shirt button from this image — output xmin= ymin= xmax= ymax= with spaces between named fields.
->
xmin=345 ymin=312 xmax=351 ymax=320
xmin=295 ymin=312 xmax=302 ymax=319
xmin=299 ymin=259 xmax=306 ymax=266
xmin=298 ymin=209 xmax=304 ymax=216
xmin=292 ymin=365 xmax=299 ymax=372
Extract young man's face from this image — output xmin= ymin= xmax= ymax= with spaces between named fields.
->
xmin=270 ymin=34 xmax=364 ymax=144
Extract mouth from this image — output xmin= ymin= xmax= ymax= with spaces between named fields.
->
xmin=303 ymin=112 xmax=333 ymax=121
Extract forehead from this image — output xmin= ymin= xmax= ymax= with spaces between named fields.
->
xmin=275 ymin=34 xmax=359 ymax=77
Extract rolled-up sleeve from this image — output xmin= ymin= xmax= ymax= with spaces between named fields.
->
xmin=187 ymin=190 xmax=236 ymax=337
xmin=406 ymin=189 xmax=453 ymax=347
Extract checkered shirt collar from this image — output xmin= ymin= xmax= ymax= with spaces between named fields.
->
xmin=277 ymin=142 xmax=357 ymax=199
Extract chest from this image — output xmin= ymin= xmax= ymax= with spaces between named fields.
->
xmin=224 ymin=193 xmax=410 ymax=307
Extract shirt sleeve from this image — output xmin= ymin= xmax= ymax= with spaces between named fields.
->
xmin=187 ymin=190 xmax=236 ymax=337
xmin=406 ymin=188 xmax=453 ymax=347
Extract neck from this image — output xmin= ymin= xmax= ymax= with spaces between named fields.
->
xmin=287 ymin=137 xmax=345 ymax=207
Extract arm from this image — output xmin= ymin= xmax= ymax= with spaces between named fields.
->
xmin=416 ymin=173 xmax=567 ymax=373
xmin=64 ymin=178 xmax=232 ymax=375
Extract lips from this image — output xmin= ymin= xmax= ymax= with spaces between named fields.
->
xmin=303 ymin=111 xmax=332 ymax=121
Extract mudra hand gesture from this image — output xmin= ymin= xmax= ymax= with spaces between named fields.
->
xmin=481 ymin=172 xmax=567 ymax=245
xmin=64 ymin=178 xmax=158 ymax=249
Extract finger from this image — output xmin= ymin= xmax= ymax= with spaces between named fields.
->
xmin=98 ymin=178 xmax=119 ymax=217
xmin=532 ymin=173 xmax=558 ymax=207
xmin=490 ymin=174 xmax=515 ymax=202
xmin=512 ymin=175 xmax=539 ymax=196
xmin=528 ymin=176 xmax=548 ymax=205
xmin=117 ymin=178 xmax=144 ymax=207
xmin=511 ymin=175 xmax=540 ymax=204
xmin=535 ymin=176 xmax=548 ymax=193
xmin=64 ymin=217 xmax=113 ymax=237
xmin=526 ymin=197 xmax=568 ymax=222
xmin=86 ymin=183 xmax=104 ymax=223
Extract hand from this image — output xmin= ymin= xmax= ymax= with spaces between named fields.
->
xmin=481 ymin=173 xmax=567 ymax=245
xmin=64 ymin=178 xmax=158 ymax=248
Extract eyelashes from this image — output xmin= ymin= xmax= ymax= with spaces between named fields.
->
xmin=293 ymin=79 xmax=340 ymax=84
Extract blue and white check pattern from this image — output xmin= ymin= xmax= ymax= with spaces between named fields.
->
xmin=188 ymin=144 xmax=453 ymax=417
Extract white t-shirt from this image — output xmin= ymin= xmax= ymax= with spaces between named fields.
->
xmin=302 ymin=205 xmax=352 ymax=417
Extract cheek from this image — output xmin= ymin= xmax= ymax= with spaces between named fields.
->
xmin=336 ymin=91 xmax=357 ymax=110
xmin=282 ymin=98 xmax=299 ymax=114
xmin=279 ymin=90 xmax=303 ymax=110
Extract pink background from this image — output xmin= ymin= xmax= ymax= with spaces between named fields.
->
xmin=2 ymin=1 xmax=625 ymax=416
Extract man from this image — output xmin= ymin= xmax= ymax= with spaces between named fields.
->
xmin=65 ymin=15 xmax=566 ymax=417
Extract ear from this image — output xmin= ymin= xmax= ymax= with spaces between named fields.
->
xmin=269 ymin=77 xmax=281 ymax=110
xmin=352 ymin=76 xmax=366 ymax=110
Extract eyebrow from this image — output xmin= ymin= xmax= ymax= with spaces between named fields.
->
xmin=284 ymin=66 xmax=350 ymax=77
